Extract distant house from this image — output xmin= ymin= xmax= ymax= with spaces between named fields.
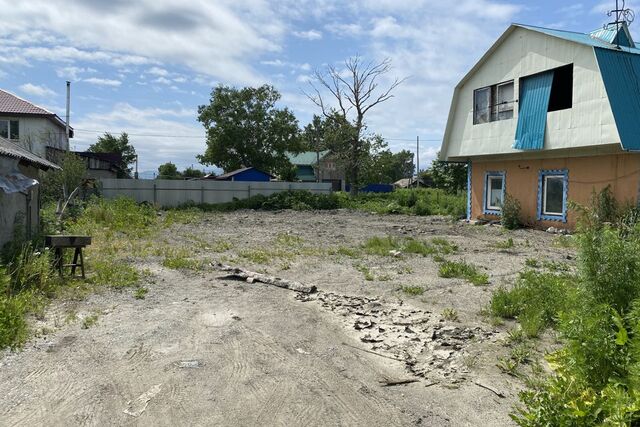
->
xmin=214 ymin=167 xmax=273 ymax=182
xmin=440 ymin=22 xmax=640 ymax=227
xmin=0 ymin=89 xmax=72 ymax=161
xmin=287 ymin=151 xmax=346 ymax=191
xmin=393 ymin=176 xmax=425 ymax=189
xmin=74 ymin=151 xmax=123 ymax=179
xmin=0 ymin=137 xmax=60 ymax=247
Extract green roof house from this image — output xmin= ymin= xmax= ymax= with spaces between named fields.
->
xmin=286 ymin=150 xmax=346 ymax=191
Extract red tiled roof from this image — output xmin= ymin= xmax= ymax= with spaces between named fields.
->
xmin=0 ymin=89 xmax=54 ymax=115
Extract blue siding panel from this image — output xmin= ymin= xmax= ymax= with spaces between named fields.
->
xmin=231 ymin=169 xmax=271 ymax=182
xmin=594 ymin=47 xmax=640 ymax=151
xmin=514 ymin=71 xmax=554 ymax=150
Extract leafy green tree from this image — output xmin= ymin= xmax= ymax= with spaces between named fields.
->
xmin=88 ymin=132 xmax=137 ymax=178
xmin=182 ymin=167 xmax=204 ymax=179
xmin=41 ymin=151 xmax=87 ymax=203
xmin=157 ymin=162 xmax=182 ymax=180
xmin=362 ymin=148 xmax=415 ymax=184
xmin=428 ymin=153 xmax=467 ymax=193
xmin=197 ymin=85 xmax=302 ymax=177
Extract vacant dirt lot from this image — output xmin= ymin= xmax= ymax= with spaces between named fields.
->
xmin=0 ymin=210 xmax=574 ymax=426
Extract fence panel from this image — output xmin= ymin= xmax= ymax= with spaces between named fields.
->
xmin=98 ymin=179 xmax=332 ymax=207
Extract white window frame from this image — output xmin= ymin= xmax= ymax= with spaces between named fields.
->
xmin=484 ymin=171 xmax=505 ymax=215
xmin=0 ymin=119 xmax=19 ymax=140
xmin=496 ymin=81 xmax=514 ymax=119
xmin=542 ymin=175 xmax=565 ymax=216
xmin=473 ymin=81 xmax=514 ymax=125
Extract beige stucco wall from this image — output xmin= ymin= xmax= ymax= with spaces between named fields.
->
xmin=471 ymin=152 xmax=640 ymax=228
xmin=0 ymin=116 xmax=69 ymax=158
xmin=443 ymin=27 xmax=619 ymax=160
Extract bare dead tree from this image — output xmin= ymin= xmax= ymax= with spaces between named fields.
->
xmin=306 ymin=56 xmax=404 ymax=195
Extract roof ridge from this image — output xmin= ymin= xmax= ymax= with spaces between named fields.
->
xmin=0 ymin=88 xmax=54 ymax=116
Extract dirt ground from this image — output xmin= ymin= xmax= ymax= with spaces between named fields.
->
xmin=0 ymin=210 xmax=574 ymax=426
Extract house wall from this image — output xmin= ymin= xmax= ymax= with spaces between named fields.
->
xmin=471 ymin=152 xmax=640 ymax=228
xmin=0 ymin=159 xmax=41 ymax=248
xmin=443 ymin=26 xmax=619 ymax=160
xmin=0 ymin=116 xmax=68 ymax=158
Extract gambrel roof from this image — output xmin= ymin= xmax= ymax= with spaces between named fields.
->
xmin=441 ymin=22 xmax=640 ymax=160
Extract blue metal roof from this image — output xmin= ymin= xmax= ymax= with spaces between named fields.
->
xmin=589 ymin=23 xmax=635 ymax=48
xmin=516 ymin=24 xmax=640 ymax=54
xmin=594 ymin=47 xmax=640 ymax=151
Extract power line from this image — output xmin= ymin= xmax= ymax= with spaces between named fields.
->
xmin=72 ymin=128 xmax=443 ymax=142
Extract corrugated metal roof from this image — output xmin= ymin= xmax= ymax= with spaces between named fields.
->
xmin=589 ymin=22 xmax=635 ymax=48
xmin=0 ymin=137 xmax=61 ymax=170
xmin=215 ymin=166 xmax=273 ymax=180
xmin=516 ymin=24 xmax=640 ymax=54
xmin=594 ymin=47 xmax=640 ymax=151
xmin=287 ymin=151 xmax=330 ymax=165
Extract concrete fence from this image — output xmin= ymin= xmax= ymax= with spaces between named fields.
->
xmin=98 ymin=179 xmax=333 ymax=207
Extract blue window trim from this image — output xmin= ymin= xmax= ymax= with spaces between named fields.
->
xmin=483 ymin=171 xmax=506 ymax=216
xmin=466 ymin=161 xmax=472 ymax=221
xmin=537 ymin=169 xmax=569 ymax=222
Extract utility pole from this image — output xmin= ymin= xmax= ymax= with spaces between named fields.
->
xmin=416 ymin=136 xmax=420 ymax=188
xmin=65 ymin=81 xmax=70 ymax=150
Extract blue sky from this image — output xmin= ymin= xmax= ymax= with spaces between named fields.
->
xmin=0 ymin=0 xmax=626 ymax=174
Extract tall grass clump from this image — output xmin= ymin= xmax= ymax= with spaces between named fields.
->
xmin=510 ymin=197 xmax=640 ymax=425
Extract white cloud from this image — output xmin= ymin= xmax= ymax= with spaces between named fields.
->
xmin=292 ymin=29 xmax=323 ymax=40
xmin=56 ymin=66 xmax=97 ymax=80
xmin=0 ymin=0 xmax=289 ymax=84
xmin=147 ymin=66 xmax=169 ymax=77
xmin=72 ymin=103 xmax=203 ymax=171
xmin=19 ymin=83 xmax=56 ymax=98
xmin=153 ymin=77 xmax=172 ymax=85
xmin=83 ymin=77 xmax=122 ymax=87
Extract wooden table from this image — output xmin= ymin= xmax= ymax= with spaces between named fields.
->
xmin=45 ymin=235 xmax=92 ymax=278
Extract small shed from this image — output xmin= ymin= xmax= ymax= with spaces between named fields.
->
xmin=0 ymin=137 xmax=61 ymax=247
xmin=215 ymin=167 xmax=273 ymax=182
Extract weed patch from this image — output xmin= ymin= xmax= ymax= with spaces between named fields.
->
xmin=401 ymin=285 xmax=425 ymax=296
xmin=438 ymin=260 xmax=488 ymax=285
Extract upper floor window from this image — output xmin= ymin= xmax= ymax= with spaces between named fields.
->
xmin=547 ymin=64 xmax=573 ymax=112
xmin=0 ymin=120 xmax=19 ymax=140
xmin=473 ymin=81 xmax=514 ymax=124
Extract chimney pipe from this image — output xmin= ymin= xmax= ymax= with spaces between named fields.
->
xmin=65 ymin=81 xmax=70 ymax=150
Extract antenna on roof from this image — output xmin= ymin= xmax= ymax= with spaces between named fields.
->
xmin=607 ymin=0 xmax=635 ymax=48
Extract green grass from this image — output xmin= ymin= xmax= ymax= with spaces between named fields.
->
xmin=442 ymin=307 xmax=459 ymax=321
xmin=134 ymin=287 xmax=148 ymax=299
xmin=361 ymin=235 xmax=454 ymax=258
xmin=494 ymin=237 xmax=515 ymax=250
xmin=355 ymin=264 xmax=375 ymax=281
xmin=401 ymin=285 xmax=425 ymax=296
xmin=438 ymin=260 xmax=489 ymax=285
xmin=81 ymin=314 xmax=99 ymax=329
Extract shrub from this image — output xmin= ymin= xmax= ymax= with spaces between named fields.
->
xmin=490 ymin=270 xmax=575 ymax=337
xmin=511 ymin=214 xmax=640 ymax=424
xmin=501 ymin=192 xmax=521 ymax=230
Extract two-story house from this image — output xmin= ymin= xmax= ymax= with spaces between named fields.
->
xmin=0 ymin=89 xmax=72 ymax=160
xmin=440 ymin=22 xmax=640 ymax=228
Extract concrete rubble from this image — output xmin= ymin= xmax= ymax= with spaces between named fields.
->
xmin=296 ymin=291 xmax=495 ymax=384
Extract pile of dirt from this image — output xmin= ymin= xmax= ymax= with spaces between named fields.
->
xmin=297 ymin=291 xmax=495 ymax=384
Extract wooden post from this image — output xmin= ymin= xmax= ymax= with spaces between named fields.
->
xmin=153 ymin=183 xmax=157 ymax=205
